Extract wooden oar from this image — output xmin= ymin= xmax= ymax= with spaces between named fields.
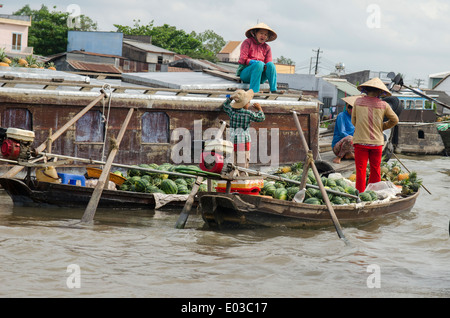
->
xmin=291 ymin=111 xmax=347 ymax=242
xmin=175 ymin=120 xmax=228 ymax=229
xmin=2 ymin=91 xmax=107 ymax=178
xmin=81 ymin=107 xmax=134 ymax=223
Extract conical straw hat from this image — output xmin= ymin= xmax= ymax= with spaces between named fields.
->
xmin=357 ymin=77 xmax=392 ymax=97
xmin=341 ymin=95 xmax=363 ymax=107
xmin=231 ymin=89 xmax=254 ymax=109
xmin=245 ymin=23 xmax=277 ymax=42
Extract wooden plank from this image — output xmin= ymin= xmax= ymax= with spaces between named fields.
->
xmin=202 ymin=69 xmax=241 ymax=82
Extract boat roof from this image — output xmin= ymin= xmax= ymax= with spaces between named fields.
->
xmin=0 ymin=67 xmax=317 ymax=107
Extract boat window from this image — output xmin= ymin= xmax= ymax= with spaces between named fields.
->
xmin=142 ymin=112 xmax=169 ymax=143
xmin=418 ymin=130 xmax=425 ymax=139
xmin=2 ymin=108 xmax=32 ymax=130
xmin=76 ymin=111 xmax=104 ymax=142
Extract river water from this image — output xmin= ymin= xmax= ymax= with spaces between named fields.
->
xmin=0 ymin=155 xmax=449 ymax=299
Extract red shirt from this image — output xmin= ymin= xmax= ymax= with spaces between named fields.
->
xmin=238 ymin=37 xmax=273 ymax=65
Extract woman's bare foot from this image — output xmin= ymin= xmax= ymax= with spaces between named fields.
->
xmin=332 ymin=156 xmax=341 ymax=164
xmin=344 ymin=152 xmax=355 ymax=160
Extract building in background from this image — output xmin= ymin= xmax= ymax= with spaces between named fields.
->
xmin=0 ymin=14 xmax=32 ymax=56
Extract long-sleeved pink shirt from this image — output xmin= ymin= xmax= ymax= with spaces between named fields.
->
xmin=238 ymin=37 xmax=273 ymax=65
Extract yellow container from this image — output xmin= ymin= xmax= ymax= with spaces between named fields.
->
xmin=86 ymin=167 xmax=127 ymax=186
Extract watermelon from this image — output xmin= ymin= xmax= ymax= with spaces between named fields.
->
xmin=135 ymin=179 xmax=149 ymax=192
xmin=119 ymin=184 xmax=129 ymax=191
xmin=331 ymin=196 xmax=345 ymax=205
xmin=286 ymin=186 xmax=300 ymax=201
xmin=263 ymin=185 xmax=277 ymax=197
xmin=160 ymin=179 xmax=178 ymax=194
xmin=305 ymin=188 xmax=319 ymax=198
xmin=177 ymin=185 xmax=190 ymax=194
xmin=127 ymin=166 xmax=141 ymax=177
xmin=274 ymin=188 xmax=288 ymax=200
xmin=128 ymin=176 xmax=141 ymax=185
xmin=366 ymin=190 xmax=378 ymax=201
xmin=151 ymin=177 xmax=163 ymax=187
xmin=303 ymin=197 xmax=322 ymax=205
xmin=145 ymin=185 xmax=160 ymax=193
xmin=359 ymin=192 xmax=373 ymax=202
xmin=345 ymin=186 xmax=359 ymax=196
xmin=174 ymin=178 xmax=188 ymax=187
xmin=113 ymin=170 xmax=123 ymax=177
xmin=274 ymin=182 xmax=285 ymax=189
xmin=335 ymin=179 xmax=347 ymax=188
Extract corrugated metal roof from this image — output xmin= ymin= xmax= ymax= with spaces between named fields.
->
xmin=123 ymin=40 xmax=176 ymax=55
xmin=121 ymin=71 xmax=261 ymax=90
xmin=324 ymin=78 xmax=360 ymax=95
xmin=67 ymin=60 xmax=122 ymax=74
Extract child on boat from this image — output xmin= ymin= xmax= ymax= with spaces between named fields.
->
xmin=222 ymin=89 xmax=265 ymax=174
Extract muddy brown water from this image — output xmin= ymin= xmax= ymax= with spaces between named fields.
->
xmin=0 ymin=156 xmax=449 ymax=298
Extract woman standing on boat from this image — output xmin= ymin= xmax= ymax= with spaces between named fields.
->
xmin=236 ymin=23 xmax=278 ymax=93
xmin=352 ymin=78 xmax=399 ymax=193
xmin=331 ymin=96 xmax=358 ymax=164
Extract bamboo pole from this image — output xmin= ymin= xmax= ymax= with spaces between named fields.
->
xmin=81 ymin=107 xmax=134 ymax=223
xmin=1 ymin=91 xmax=107 ymax=178
xmin=291 ymin=111 xmax=347 ymax=242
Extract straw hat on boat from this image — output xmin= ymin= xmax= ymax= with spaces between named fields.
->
xmin=245 ymin=23 xmax=277 ymax=42
xmin=357 ymin=77 xmax=392 ymax=97
xmin=341 ymin=95 xmax=363 ymax=107
xmin=231 ymin=89 xmax=254 ymax=109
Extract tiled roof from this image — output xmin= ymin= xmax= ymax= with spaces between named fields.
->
xmin=219 ymin=41 xmax=241 ymax=54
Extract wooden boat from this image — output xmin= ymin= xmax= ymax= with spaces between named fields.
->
xmin=0 ymin=177 xmax=190 ymax=210
xmin=197 ymin=190 xmax=420 ymax=229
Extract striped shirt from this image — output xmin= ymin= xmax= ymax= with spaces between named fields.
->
xmin=222 ymin=98 xmax=265 ymax=144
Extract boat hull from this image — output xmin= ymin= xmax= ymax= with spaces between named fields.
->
xmin=198 ymin=191 xmax=419 ymax=229
xmin=0 ymin=178 xmax=187 ymax=210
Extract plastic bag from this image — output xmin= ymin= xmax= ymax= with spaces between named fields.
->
xmin=365 ymin=181 xmax=400 ymax=200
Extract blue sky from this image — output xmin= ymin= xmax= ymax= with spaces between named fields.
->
xmin=4 ymin=0 xmax=450 ymax=87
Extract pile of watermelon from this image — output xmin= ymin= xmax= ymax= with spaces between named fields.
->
xmin=116 ymin=163 xmax=216 ymax=195
xmin=260 ymin=162 xmax=379 ymax=205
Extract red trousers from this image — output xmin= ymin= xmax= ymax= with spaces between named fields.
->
xmin=354 ymin=144 xmax=383 ymax=193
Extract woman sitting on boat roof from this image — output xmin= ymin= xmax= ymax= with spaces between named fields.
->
xmin=236 ymin=23 xmax=278 ymax=93
xmin=331 ymin=96 xmax=358 ymax=164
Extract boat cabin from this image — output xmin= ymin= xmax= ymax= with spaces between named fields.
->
xmin=0 ymin=68 xmax=321 ymax=174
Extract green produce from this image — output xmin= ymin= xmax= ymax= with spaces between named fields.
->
xmin=359 ymin=192 xmax=373 ymax=202
xmin=303 ymin=197 xmax=322 ymax=205
xmin=273 ymin=188 xmax=288 ymax=200
xmin=160 ymin=179 xmax=178 ymax=194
